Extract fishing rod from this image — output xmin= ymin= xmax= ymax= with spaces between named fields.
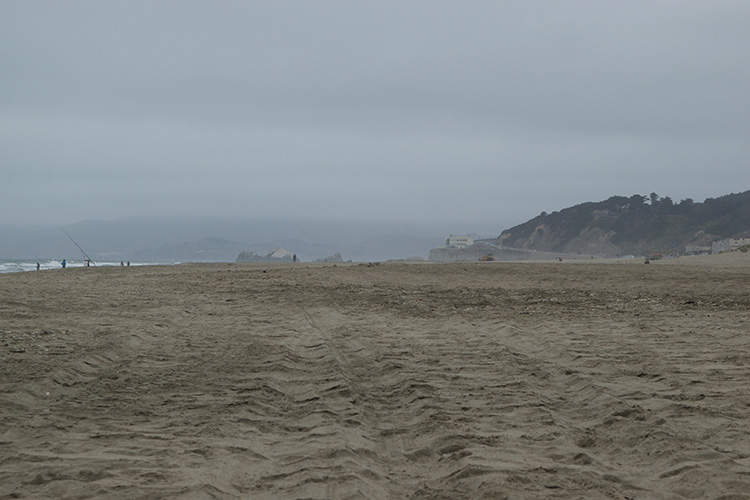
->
xmin=61 ymin=228 xmax=96 ymax=266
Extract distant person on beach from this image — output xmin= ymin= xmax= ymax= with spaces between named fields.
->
xmin=120 ymin=261 xmax=124 ymax=266
xmin=36 ymin=262 xmax=40 ymax=271
xmin=127 ymin=261 xmax=130 ymax=266
xmin=293 ymin=254 xmax=297 ymax=263
xmin=61 ymin=259 xmax=66 ymax=268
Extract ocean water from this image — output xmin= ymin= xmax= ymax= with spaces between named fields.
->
xmin=0 ymin=260 xmax=165 ymax=273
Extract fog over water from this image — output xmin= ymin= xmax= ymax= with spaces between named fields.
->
xmin=2 ymin=1 xmax=748 ymax=234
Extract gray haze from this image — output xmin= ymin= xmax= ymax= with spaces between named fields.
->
xmin=2 ymin=1 xmax=749 ymax=234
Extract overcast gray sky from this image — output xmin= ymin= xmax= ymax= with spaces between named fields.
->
xmin=2 ymin=1 xmax=748 ymax=234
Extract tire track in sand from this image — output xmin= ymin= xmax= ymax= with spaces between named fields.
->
xmin=237 ymin=307 xmax=389 ymax=499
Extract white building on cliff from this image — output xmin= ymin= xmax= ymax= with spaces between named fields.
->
xmin=445 ymin=235 xmax=474 ymax=249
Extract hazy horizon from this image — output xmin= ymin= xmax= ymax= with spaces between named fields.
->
xmin=0 ymin=214 xmax=479 ymax=264
xmin=0 ymin=214 xmax=502 ymax=241
xmin=3 ymin=1 xmax=748 ymax=229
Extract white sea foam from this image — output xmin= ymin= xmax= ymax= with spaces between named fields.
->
xmin=0 ymin=260 xmax=165 ymax=273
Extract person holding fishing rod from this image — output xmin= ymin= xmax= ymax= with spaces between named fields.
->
xmin=61 ymin=228 xmax=95 ymax=267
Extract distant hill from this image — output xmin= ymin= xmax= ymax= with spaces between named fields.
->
xmin=135 ymin=237 xmax=247 ymax=262
xmin=496 ymin=190 xmax=750 ymax=257
xmin=0 ymin=216 xmax=446 ymax=263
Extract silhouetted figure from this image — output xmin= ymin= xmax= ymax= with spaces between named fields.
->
xmin=61 ymin=259 xmax=66 ymax=268
xmin=36 ymin=262 xmax=40 ymax=271
xmin=293 ymin=254 xmax=297 ymax=263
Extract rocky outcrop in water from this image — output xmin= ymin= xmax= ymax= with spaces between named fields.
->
xmin=236 ymin=248 xmax=293 ymax=263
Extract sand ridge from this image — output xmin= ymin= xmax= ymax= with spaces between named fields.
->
xmin=1 ymin=256 xmax=750 ymax=499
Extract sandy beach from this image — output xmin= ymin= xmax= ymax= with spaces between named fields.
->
xmin=2 ymin=255 xmax=750 ymax=499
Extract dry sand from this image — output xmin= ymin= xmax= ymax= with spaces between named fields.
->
xmin=1 ymin=254 xmax=750 ymax=499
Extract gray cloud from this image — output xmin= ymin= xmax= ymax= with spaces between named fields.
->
xmin=2 ymin=1 xmax=748 ymax=233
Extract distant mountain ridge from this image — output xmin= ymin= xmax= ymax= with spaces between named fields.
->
xmin=0 ymin=216 xmax=445 ymax=263
xmin=496 ymin=190 xmax=750 ymax=257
